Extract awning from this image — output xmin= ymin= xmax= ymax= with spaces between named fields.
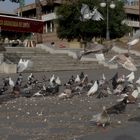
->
xmin=0 ymin=15 xmax=44 ymax=33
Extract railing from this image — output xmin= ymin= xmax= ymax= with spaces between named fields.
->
xmin=42 ymin=13 xmax=57 ymax=21
xmin=123 ymin=19 xmax=140 ymax=27
xmin=124 ymin=0 xmax=139 ymax=6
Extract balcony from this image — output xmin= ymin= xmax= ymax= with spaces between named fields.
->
xmin=123 ymin=19 xmax=140 ymax=27
xmin=124 ymin=1 xmax=139 ymax=15
xmin=42 ymin=13 xmax=57 ymax=21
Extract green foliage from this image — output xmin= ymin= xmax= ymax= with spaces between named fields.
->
xmin=56 ymin=0 xmax=130 ymax=42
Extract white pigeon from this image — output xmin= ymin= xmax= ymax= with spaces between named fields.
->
xmin=126 ymin=72 xmax=135 ymax=83
xmin=33 ymin=90 xmax=44 ymax=98
xmin=102 ymin=73 xmax=106 ymax=80
xmin=58 ymin=92 xmax=68 ymax=99
xmin=131 ymin=88 xmax=139 ymax=99
xmin=55 ymin=76 xmax=61 ymax=86
xmin=50 ymin=74 xmax=55 ymax=83
xmin=136 ymin=77 xmax=140 ymax=85
xmin=28 ymin=73 xmax=33 ymax=81
xmin=9 ymin=77 xmax=14 ymax=87
xmin=87 ymin=81 xmax=98 ymax=96
xmin=75 ymin=75 xmax=80 ymax=83
xmin=17 ymin=59 xmax=33 ymax=73
xmin=43 ymin=84 xmax=46 ymax=91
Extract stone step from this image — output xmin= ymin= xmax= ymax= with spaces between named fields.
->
xmin=5 ymin=47 xmax=46 ymax=53
xmin=25 ymin=66 xmax=103 ymax=72
xmin=32 ymin=63 xmax=99 ymax=69
xmin=4 ymin=46 xmax=126 ymax=72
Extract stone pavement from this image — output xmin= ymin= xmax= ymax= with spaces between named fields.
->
xmin=0 ymin=69 xmax=140 ymax=140
xmin=75 ymin=122 xmax=140 ymax=140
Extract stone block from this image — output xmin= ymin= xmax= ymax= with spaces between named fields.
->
xmin=0 ymin=63 xmax=17 ymax=74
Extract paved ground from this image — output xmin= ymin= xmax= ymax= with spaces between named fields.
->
xmin=0 ymin=68 xmax=140 ymax=140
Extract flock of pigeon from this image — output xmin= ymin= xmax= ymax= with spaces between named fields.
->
xmin=0 ymin=69 xmax=140 ymax=129
xmin=1 ymin=3 xmax=140 ymax=129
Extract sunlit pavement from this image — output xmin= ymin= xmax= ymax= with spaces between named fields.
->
xmin=0 ymin=68 xmax=140 ymax=140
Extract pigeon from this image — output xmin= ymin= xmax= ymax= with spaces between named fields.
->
xmin=9 ymin=77 xmax=15 ymax=88
xmin=28 ymin=73 xmax=33 ymax=80
xmin=78 ymin=42 xmax=113 ymax=60
xmin=58 ymin=89 xmax=72 ymax=99
xmin=127 ymin=29 xmax=140 ymax=48
xmin=33 ymin=90 xmax=44 ymax=98
xmin=17 ymin=59 xmax=33 ymax=73
xmin=55 ymin=76 xmax=62 ymax=86
xmin=127 ymin=88 xmax=140 ymax=103
xmin=79 ymin=72 xmax=85 ymax=80
xmin=109 ymin=54 xmax=137 ymax=71
xmin=111 ymin=72 xmax=119 ymax=90
xmin=128 ymin=38 xmax=139 ymax=46
xmin=80 ymin=4 xmax=104 ymax=21
xmin=87 ymin=81 xmax=98 ymax=96
xmin=118 ymin=87 xmax=140 ymax=103
xmin=126 ymin=72 xmax=135 ymax=83
xmin=49 ymin=74 xmax=55 ymax=86
xmin=136 ymin=77 xmax=140 ymax=85
xmin=91 ymin=106 xmax=110 ymax=128
xmin=75 ymin=75 xmax=81 ymax=83
xmin=106 ymin=97 xmax=127 ymax=114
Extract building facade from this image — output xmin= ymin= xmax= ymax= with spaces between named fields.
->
xmin=124 ymin=0 xmax=140 ymax=31
xmin=15 ymin=0 xmax=140 ymax=43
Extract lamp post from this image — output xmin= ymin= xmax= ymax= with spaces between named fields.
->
xmin=35 ymin=0 xmax=42 ymax=43
xmin=139 ymin=0 xmax=140 ymax=28
xmin=100 ymin=0 xmax=115 ymax=40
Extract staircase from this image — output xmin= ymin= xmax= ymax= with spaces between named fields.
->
xmin=4 ymin=47 xmax=105 ymax=72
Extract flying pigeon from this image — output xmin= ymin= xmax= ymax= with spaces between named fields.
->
xmin=127 ymin=29 xmax=140 ymax=47
xmin=78 ymin=42 xmax=113 ymax=60
xmin=17 ymin=58 xmax=33 ymax=73
xmin=109 ymin=54 xmax=137 ymax=71
xmin=80 ymin=4 xmax=104 ymax=21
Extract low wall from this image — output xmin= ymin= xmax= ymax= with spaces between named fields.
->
xmin=68 ymin=42 xmax=84 ymax=48
xmin=0 ymin=63 xmax=17 ymax=74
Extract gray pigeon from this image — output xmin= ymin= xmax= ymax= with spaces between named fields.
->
xmin=80 ymin=4 xmax=104 ymax=21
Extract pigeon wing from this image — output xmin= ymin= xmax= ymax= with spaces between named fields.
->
xmin=91 ymin=9 xmax=104 ymax=21
xmin=121 ymin=58 xmax=137 ymax=71
xmin=17 ymin=63 xmax=26 ymax=73
xmin=81 ymin=4 xmax=90 ymax=16
xmin=80 ymin=4 xmax=91 ymax=21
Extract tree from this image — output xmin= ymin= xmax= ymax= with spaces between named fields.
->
xmin=56 ymin=0 xmax=130 ymax=43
